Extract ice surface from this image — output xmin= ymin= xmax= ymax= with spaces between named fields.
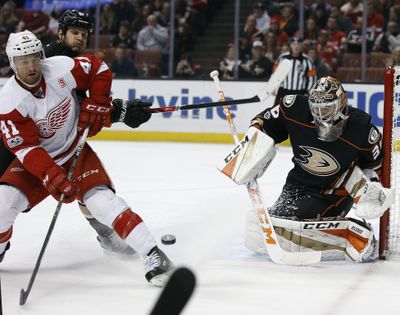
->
xmin=1 ymin=141 xmax=399 ymax=315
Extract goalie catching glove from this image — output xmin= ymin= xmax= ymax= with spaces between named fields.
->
xmin=217 ymin=127 xmax=276 ymax=185
xmin=344 ymin=166 xmax=395 ymax=220
xmin=111 ymin=99 xmax=152 ymax=129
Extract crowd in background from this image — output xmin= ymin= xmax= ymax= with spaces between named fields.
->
xmin=219 ymin=0 xmax=400 ymax=81
xmin=0 ymin=0 xmax=400 ymax=80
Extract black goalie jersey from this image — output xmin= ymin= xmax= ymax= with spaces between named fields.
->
xmin=251 ymin=94 xmax=383 ymax=192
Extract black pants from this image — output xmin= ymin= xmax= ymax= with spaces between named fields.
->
xmin=270 ymin=182 xmax=354 ymax=220
xmin=274 ymin=88 xmax=308 ymax=106
xmin=0 ymin=138 xmax=14 ymax=177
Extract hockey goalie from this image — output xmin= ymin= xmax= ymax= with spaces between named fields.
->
xmin=218 ymin=77 xmax=394 ymax=262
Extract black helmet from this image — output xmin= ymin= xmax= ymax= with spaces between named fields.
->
xmin=58 ymin=10 xmax=94 ymax=34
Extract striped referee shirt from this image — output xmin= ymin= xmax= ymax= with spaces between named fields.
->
xmin=275 ymin=52 xmax=316 ymax=92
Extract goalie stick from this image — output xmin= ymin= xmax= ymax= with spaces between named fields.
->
xmin=19 ymin=128 xmax=90 ymax=305
xmin=210 ymin=65 xmax=322 ymax=265
xmin=148 ymin=59 xmax=294 ymax=114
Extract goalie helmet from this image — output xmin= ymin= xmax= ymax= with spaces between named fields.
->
xmin=6 ymin=30 xmax=44 ymax=73
xmin=308 ymin=77 xmax=349 ymax=142
xmin=58 ymin=9 xmax=94 ymax=34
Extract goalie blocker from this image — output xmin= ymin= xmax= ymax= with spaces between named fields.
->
xmin=218 ymin=127 xmax=276 ymax=185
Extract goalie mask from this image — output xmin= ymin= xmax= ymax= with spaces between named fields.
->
xmin=309 ymin=77 xmax=349 ymax=142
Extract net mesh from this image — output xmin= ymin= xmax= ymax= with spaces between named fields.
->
xmin=388 ymin=67 xmax=400 ymax=256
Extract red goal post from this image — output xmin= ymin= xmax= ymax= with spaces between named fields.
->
xmin=380 ymin=66 xmax=400 ymax=259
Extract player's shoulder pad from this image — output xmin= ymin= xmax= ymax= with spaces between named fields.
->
xmin=0 ymin=77 xmax=30 ymax=116
xmin=345 ymin=107 xmax=381 ymax=146
xmin=42 ymin=56 xmax=74 ymax=80
xmin=281 ymin=94 xmax=297 ymax=108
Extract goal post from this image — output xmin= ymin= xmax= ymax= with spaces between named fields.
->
xmin=380 ymin=66 xmax=400 ymax=259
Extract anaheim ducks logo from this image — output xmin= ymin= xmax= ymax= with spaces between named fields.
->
xmin=295 ymin=146 xmax=340 ymax=176
xmin=36 ymin=97 xmax=72 ymax=139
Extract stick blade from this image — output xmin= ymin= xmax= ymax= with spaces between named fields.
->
xmin=256 ymin=59 xmax=293 ymax=102
xmin=268 ymin=246 xmax=322 ymax=266
xmin=19 ymin=289 xmax=27 ymax=306
xmin=149 ymin=267 xmax=196 ymax=315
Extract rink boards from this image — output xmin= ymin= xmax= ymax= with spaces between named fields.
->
xmin=0 ymin=78 xmax=391 ymax=144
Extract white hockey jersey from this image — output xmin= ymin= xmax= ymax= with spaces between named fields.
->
xmin=0 ymin=55 xmax=112 ymax=179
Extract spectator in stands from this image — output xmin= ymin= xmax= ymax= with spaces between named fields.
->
xmin=310 ymin=0 xmax=331 ymax=17
xmin=389 ymin=2 xmax=400 ymax=27
xmin=111 ymin=44 xmax=137 ymax=77
xmin=0 ymin=1 xmax=18 ymax=35
xmin=316 ymin=29 xmax=339 ymax=73
xmin=307 ymin=46 xmax=330 ymax=78
xmin=48 ymin=6 xmax=64 ymax=38
xmin=330 ymin=5 xmax=353 ymax=34
xmin=313 ymin=4 xmax=329 ymax=30
xmin=340 ymin=0 xmax=363 ymax=24
xmin=112 ymin=20 xmax=135 ymax=50
xmin=374 ymin=21 xmax=400 ymax=53
xmin=269 ymin=16 xmax=288 ymax=47
xmin=113 ymin=0 xmax=136 ymax=30
xmin=253 ymin=2 xmax=271 ymax=35
xmin=137 ymin=14 xmax=168 ymax=52
xmin=100 ymin=3 xmax=117 ymax=35
xmin=387 ymin=46 xmax=400 ymax=65
xmin=16 ymin=0 xmax=51 ymax=44
xmin=239 ymin=40 xmax=273 ymax=80
xmin=175 ymin=16 xmax=194 ymax=58
xmin=175 ymin=53 xmax=196 ymax=78
xmin=219 ymin=45 xmax=241 ymax=80
xmin=157 ymin=1 xmax=171 ymax=28
xmin=0 ymin=43 xmax=11 ymax=77
xmin=242 ymin=14 xmax=263 ymax=43
xmin=326 ymin=16 xmax=346 ymax=51
xmin=367 ymin=2 xmax=384 ymax=38
xmin=302 ymin=17 xmax=319 ymax=49
xmin=264 ymin=31 xmax=279 ymax=62
xmin=345 ymin=16 xmax=375 ymax=53
xmin=279 ymin=4 xmax=298 ymax=37
xmin=131 ymin=4 xmax=152 ymax=42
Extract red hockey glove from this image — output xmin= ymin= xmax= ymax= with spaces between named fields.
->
xmin=42 ymin=165 xmax=79 ymax=203
xmin=78 ymin=98 xmax=112 ymax=137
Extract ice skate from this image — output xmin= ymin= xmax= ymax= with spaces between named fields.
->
xmin=88 ymin=218 xmax=136 ymax=257
xmin=144 ymin=246 xmax=173 ymax=287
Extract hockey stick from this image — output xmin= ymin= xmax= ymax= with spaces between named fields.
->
xmin=19 ymin=127 xmax=90 ymax=305
xmin=148 ymin=59 xmax=293 ymax=114
xmin=149 ymin=267 xmax=196 ymax=315
xmin=210 ymin=67 xmax=321 ymax=265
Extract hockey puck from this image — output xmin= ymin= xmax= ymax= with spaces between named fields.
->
xmin=161 ymin=234 xmax=176 ymax=245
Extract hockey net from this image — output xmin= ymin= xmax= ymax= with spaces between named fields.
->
xmin=380 ymin=66 xmax=400 ymax=259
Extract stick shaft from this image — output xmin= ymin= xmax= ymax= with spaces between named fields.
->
xmin=148 ymin=95 xmax=260 ymax=113
xmin=20 ymin=128 xmax=90 ymax=305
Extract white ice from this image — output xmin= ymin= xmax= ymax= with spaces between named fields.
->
xmin=1 ymin=141 xmax=400 ymax=315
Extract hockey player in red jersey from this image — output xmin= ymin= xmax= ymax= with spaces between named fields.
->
xmin=0 ymin=31 xmax=172 ymax=286
xmin=219 ymin=76 xmax=394 ymax=262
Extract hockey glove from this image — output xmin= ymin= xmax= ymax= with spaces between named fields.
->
xmin=78 ymin=98 xmax=112 ymax=137
xmin=111 ymin=99 xmax=152 ymax=129
xmin=42 ymin=164 xmax=79 ymax=203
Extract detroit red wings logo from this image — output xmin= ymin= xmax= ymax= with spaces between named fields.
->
xmin=36 ymin=97 xmax=72 ymax=138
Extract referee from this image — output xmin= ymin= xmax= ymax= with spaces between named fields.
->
xmin=274 ymin=37 xmax=316 ymax=105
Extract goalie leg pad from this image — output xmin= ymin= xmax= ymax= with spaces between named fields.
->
xmin=245 ymin=211 xmax=376 ymax=262
xmin=218 ymin=127 xmax=275 ymax=185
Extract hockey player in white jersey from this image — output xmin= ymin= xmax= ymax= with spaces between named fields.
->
xmin=0 ymin=31 xmax=172 ymax=286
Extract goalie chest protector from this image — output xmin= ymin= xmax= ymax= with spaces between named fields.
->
xmin=253 ymin=95 xmax=382 ymax=190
